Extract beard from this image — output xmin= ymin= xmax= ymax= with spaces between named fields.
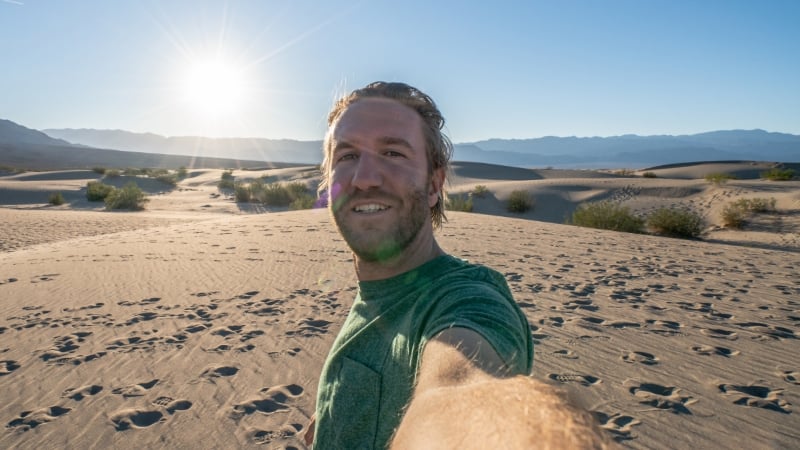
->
xmin=331 ymin=186 xmax=429 ymax=263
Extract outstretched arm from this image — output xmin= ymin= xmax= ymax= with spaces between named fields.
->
xmin=390 ymin=328 xmax=615 ymax=450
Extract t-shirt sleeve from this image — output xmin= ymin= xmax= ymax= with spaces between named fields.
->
xmin=421 ymin=281 xmax=533 ymax=375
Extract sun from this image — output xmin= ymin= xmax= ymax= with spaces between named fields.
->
xmin=182 ymin=59 xmax=247 ymax=116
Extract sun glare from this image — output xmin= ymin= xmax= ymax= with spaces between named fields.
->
xmin=182 ymin=59 xmax=246 ymax=116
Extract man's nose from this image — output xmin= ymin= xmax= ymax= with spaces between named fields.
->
xmin=351 ymin=152 xmax=383 ymax=191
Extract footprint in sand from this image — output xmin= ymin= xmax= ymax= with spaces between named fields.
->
xmin=30 ymin=273 xmax=59 ymax=283
xmin=735 ymin=322 xmax=797 ymax=341
xmin=6 ymin=405 xmax=72 ymax=431
xmin=230 ymin=384 xmax=304 ymax=420
xmin=627 ymin=381 xmax=697 ymax=415
xmin=249 ymin=423 xmax=304 ymax=445
xmin=61 ymin=385 xmax=103 ymax=401
xmin=0 ymin=277 xmax=18 ymax=285
xmin=111 ymin=379 xmax=159 ymax=398
xmin=593 ymin=411 xmax=641 ymax=443
xmin=109 ymin=408 xmax=165 ymax=431
xmin=622 ymin=351 xmax=659 ymax=366
xmin=548 ymin=373 xmax=601 ymax=387
xmin=200 ymin=364 xmax=239 ymax=382
xmin=700 ymin=328 xmax=738 ymax=340
xmin=152 ymin=397 xmax=193 ymax=414
xmin=0 ymin=360 xmax=21 ymax=375
xmin=780 ymin=371 xmax=799 ymax=385
xmin=285 ymin=318 xmax=332 ymax=338
xmin=552 ymin=349 xmax=578 ymax=359
xmin=690 ymin=345 xmax=739 ymax=357
xmin=718 ymin=384 xmax=791 ymax=414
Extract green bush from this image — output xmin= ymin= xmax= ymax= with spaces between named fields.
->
xmin=761 ymin=168 xmax=795 ymax=181
xmin=123 ymin=168 xmax=144 ymax=176
xmin=615 ymin=169 xmax=635 ymax=176
xmin=507 ymin=190 xmax=533 ymax=213
xmin=86 ymin=181 xmax=115 ymax=201
xmin=446 ymin=193 xmax=473 ymax=212
xmin=704 ymin=173 xmax=737 ymax=184
xmin=234 ymin=182 xmax=251 ymax=202
xmin=473 ymin=185 xmax=489 ymax=198
xmin=155 ymin=173 xmax=179 ymax=186
xmin=642 ymin=172 xmax=657 ymax=178
xmin=286 ymin=182 xmax=309 ymax=199
xmin=92 ymin=167 xmax=106 ymax=175
xmin=721 ymin=197 xmax=777 ymax=229
xmin=721 ymin=204 xmax=746 ymax=229
xmin=218 ymin=170 xmax=235 ymax=189
xmin=570 ymin=201 xmax=644 ymax=233
xmin=48 ymin=192 xmax=65 ymax=205
xmin=290 ymin=193 xmax=316 ymax=210
xmin=647 ymin=207 xmax=704 ymax=238
xmin=105 ymin=182 xmax=147 ymax=210
xmin=104 ymin=169 xmax=121 ymax=178
xmin=177 ymin=167 xmax=188 ymax=179
xmin=261 ymin=183 xmax=292 ymax=206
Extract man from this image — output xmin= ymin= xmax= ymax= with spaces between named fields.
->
xmin=308 ymin=82 xmax=612 ymax=449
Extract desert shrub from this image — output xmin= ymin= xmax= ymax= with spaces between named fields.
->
xmin=286 ymin=182 xmax=309 ymax=199
xmin=177 ymin=167 xmax=188 ymax=178
xmin=761 ymin=168 xmax=795 ymax=181
xmin=721 ymin=204 xmax=746 ymax=229
xmin=704 ymin=173 xmax=737 ymax=184
xmin=570 ymin=201 xmax=644 ymax=233
xmin=218 ymin=170 xmax=235 ymax=189
xmin=642 ymin=172 xmax=657 ymax=178
xmin=721 ymin=197 xmax=777 ymax=229
xmin=647 ymin=207 xmax=704 ymax=238
xmin=105 ymin=182 xmax=147 ymax=210
xmin=290 ymin=193 xmax=316 ymax=210
xmin=92 ymin=167 xmax=106 ymax=175
xmin=86 ymin=181 xmax=115 ymax=201
xmin=507 ymin=190 xmax=533 ymax=213
xmin=48 ymin=192 xmax=65 ymax=205
xmin=615 ymin=169 xmax=635 ymax=176
xmin=123 ymin=168 xmax=143 ymax=176
xmin=473 ymin=185 xmax=489 ymax=198
xmin=737 ymin=197 xmax=776 ymax=213
xmin=446 ymin=193 xmax=473 ymax=212
xmin=155 ymin=173 xmax=178 ymax=186
xmin=234 ymin=182 xmax=251 ymax=202
xmin=261 ymin=183 xmax=292 ymax=206
xmin=104 ymin=169 xmax=121 ymax=178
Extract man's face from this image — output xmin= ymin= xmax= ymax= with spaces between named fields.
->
xmin=327 ymin=98 xmax=442 ymax=262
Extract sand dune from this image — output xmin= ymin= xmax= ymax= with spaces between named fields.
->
xmin=1 ymin=161 xmax=798 ymax=448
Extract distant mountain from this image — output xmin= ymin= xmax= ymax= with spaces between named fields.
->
xmin=456 ymin=130 xmax=800 ymax=168
xmin=2 ymin=119 xmax=797 ymax=170
xmin=0 ymin=119 xmax=296 ymax=170
xmin=42 ymin=127 xmax=800 ymax=169
xmin=43 ymin=128 xmax=322 ymax=165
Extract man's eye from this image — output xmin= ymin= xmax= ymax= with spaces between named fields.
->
xmin=337 ymin=153 xmax=357 ymax=162
xmin=385 ymin=150 xmax=405 ymax=158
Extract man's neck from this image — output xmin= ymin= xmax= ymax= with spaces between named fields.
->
xmin=354 ymin=236 xmax=445 ymax=282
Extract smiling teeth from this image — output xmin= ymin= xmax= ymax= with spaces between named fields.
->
xmin=354 ymin=204 xmax=388 ymax=213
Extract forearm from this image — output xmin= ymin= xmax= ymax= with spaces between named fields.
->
xmin=391 ymin=375 xmax=616 ymax=450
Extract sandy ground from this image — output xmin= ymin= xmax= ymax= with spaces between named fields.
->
xmin=0 ymin=161 xmax=798 ymax=449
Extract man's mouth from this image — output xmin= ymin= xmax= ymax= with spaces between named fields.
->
xmin=353 ymin=203 xmax=390 ymax=213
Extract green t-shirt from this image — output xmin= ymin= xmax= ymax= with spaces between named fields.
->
xmin=313 ymin=255 xmax=534 ymax=449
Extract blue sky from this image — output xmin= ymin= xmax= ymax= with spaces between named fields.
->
xmin=1 ymin=0 xmax=798 ymax=142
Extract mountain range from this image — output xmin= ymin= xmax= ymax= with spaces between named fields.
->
xmin=1 ymin=118 xmax=798 ymax=170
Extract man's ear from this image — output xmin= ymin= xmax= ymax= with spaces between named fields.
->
xmin=428 ymin=168 xmax=445 ymax=208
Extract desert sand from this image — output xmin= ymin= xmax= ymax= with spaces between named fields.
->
xmin=1 ymin=161 xmax=798 ymax=449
